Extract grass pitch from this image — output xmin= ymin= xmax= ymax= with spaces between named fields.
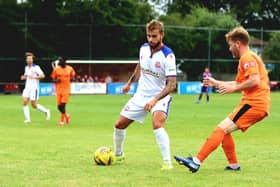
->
xmin=0 ymin=93 xmax=279 ymax=187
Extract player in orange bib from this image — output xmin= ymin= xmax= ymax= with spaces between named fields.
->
xmin=51 ymin=57 xmax=76 ymax=126
xmin=174 ymin=26 xmax=270 ymax=173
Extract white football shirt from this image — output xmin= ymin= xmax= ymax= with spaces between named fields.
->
xmin=24 ymin=64 xmax=44 ymax=90
xmin=136 ymin=43 xmax=176 ymax=97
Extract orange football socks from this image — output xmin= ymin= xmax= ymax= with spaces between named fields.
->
xmin=196 ymin=127 xmax=225 ymax=162
xmin=222 ymin=133 xmax=238 ymax=164
xmin=60 ymin=113 xmax=65 ymax=123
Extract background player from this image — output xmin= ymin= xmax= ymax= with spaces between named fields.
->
xmin=174 ymin=26 xmax=270 ymax=173
xmin=20 ymin=52 xmax=50 ymax=123
xmin=113 ymin=19 xmax=177 ymax=170
xmin=51 ymin=56 xmax=76 ymax=127
xmin=195 ymin=67 xmax=212 ymax=104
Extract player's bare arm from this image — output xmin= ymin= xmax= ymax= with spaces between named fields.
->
xmin=20 ymin=75 xmax=27 ymax=80
xmin=29 ymin=73 xmax=45 ymax=80
xmin=51 ymin=60 xmax=59 ymax=69
xmin=204 ymin=77 xmax=230 ymax=87
xmin=205 ymin=77 xmax=236 ymax=91
xmin=155 ymin=76 xmax=177 ymax=100
xmin=144 ymin=76 xmax=176 ymax=112
xmin=37 ymin=73 xmax=45 ymax=80
xmin=123 ymin=63 xmax=140 ymax=94
xmin=21 ymin=74 xmax=45 ymax=80
xmin=51 ymin=73 xmax=61 ymax=83
xmin=218 ymin=73 xmax=260 ymax=95
xmin=52 ymin=78 xmax=61 ymax=83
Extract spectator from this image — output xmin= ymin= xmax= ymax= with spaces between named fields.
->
xmin=105 ymin=73 xmax=113 ymax=83
xmin=87 ymin=75 xmax=94 ymax=82
xmin=93 ymin=75 xmax=99 ymax=82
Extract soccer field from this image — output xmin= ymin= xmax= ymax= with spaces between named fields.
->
xmin=0 ymin=93 xmax=279 ymax=187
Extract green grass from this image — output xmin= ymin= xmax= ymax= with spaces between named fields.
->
xmin=0 ymin=93 xmax=280 ymax=187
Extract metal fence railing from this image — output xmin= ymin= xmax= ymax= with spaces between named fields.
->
xmin=1 ymin=23 xmax=280 ymax=82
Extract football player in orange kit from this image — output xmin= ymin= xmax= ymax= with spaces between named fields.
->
xmin=51 ymin=57 xmax=76 ymax=126
xmin=174 ymin=26 xmax=271 ymax=173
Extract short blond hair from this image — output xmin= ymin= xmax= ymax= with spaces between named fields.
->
xmin=225 ymin=26 xmax=250 ymax=45
xmin=146 ymin=19 xmax=164 ymax=33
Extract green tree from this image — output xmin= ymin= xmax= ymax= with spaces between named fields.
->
xmin=167 ymin=0 xmax=198 ymax=16
xmin=167 ymin=0 xmax=280 ymax=29
xmin=263 ymin=32 xmax=280 ymax=60
xmin=1 ymin=0 xmax=155 ymax=59
xmin=262 ymin=32 xmax=280 ymax=80
xmin=161 ymin=7 xmax=239 ymax=80
xmin=0 ymin=0 xmax=26 ymax=57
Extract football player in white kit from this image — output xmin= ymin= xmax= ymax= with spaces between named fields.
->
xmin=113 ymin=20 xmax=177 ymax=170
xmin=20 ymin=52 xmax=50 ymax=123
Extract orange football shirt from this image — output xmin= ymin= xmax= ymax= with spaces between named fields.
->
xmin=51 ymin=65 xmax=76 ymax=94
xmin=235 ymin=50 xmax=270 ymax=113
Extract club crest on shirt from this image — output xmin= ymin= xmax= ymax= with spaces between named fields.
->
xmin=124 ymin=105 xmax=130 ymax=111
xmin=244 ymin=61 xmax=257 ymax=69
xmin=155 ymin=61 xmax=161 ymax=68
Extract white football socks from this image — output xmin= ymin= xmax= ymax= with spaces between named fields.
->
xmin=113 ymin=127 xmax=126 ymax=156
xmin=23 ymin=105 xmax=30 ymax=121
xmin=36 ymin=104 xmax=48 ymax=113
xmin=229 ymin=163 xmax=240 ymax=169
xmin=193 ymin=157 xmax=201 ymax=165
xmin=154 ymin=127 xmax=171 ymax=164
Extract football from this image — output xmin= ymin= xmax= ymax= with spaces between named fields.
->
xmin=94 ymin=146 xmax=116 ymax=166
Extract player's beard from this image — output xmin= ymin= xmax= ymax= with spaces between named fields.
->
xmin=26 ymin=60 xmax=33 ymax=66
xmin=230 ymin=46 xmax=240 ymax=59
xmin=149 ymin=40 xmax=161 ymax=50
xmin=231 ymin=50 xmax=240 ymax=59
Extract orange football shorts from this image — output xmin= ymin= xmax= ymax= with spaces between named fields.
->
xmin=228 ymin=103 xmax=268 ymax=132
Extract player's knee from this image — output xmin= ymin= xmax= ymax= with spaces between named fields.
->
xmin=218 ymin=118 xmax=238 ymax=134
xmin=31 ymin=103 xmax=37 ymax=109
xmin=152 ymin=115 xmax=166 ymax=129
xmin=152 ymin=119 xmax=165 ymax=129
xmin=115 ymin=121 xmax=126 ymax=129
xmin=153 ymin=124 xmax=164 ymax=130
xmin=115 ymin=117 xmax=132 ymax=129
xmin=57 ymin=105 xmax=62 ymax=112
xmin=58 ymin=104 xmax=65 ymax=113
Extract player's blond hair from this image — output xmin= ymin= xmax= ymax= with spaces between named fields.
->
xmin=146 ymin=19 xmax=164 ymax=33
xmin=225 ymin=26 xmax=250 ymax=45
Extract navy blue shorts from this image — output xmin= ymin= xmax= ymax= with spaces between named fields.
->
xmin=201 ymin=86 xmax=208 ymax=93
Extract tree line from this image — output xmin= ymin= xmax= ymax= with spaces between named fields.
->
xmin=0 ymin=0 xmax=280 ymax=80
